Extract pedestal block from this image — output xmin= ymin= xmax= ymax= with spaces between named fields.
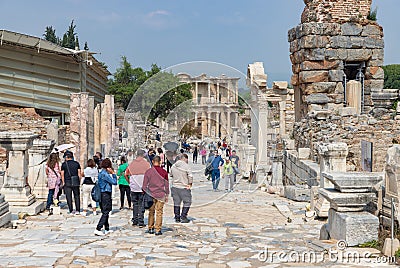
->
xmin=0 ymin=132 xmax=45 ymax=215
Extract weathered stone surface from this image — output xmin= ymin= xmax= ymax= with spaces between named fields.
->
xmin=364 ymin=79 xmax=384 ymax=92
xmin=328 ymin=70 xmax=344 ymax=82
xmin=330 ymin=36 xmax=352 ymax=48
xmin=338 ymin=107 xmax=356 ymax=117
xmin=362 ymin=25 xmax=383 ymax=37
xmin=272 ymin=81 xmax=288 ymax=89
xmin=299 ymin=71 xmax=328 ymax=83
xmin=284 ymin=185 xmax=310 ymax=202
xmin=304 ymin=82 xmax=337 ymax=94
xmin=300 ymin=48 xmax=326 ymax=61
xmin=346 ymin=49 xmax=372 ymax=61
xmin=319 ymin=188 xmax=375 ymax=209
xmin=328 ymin=209 xmax=378 ymax=246
xmin=298 ymin=148 xmax=310 ymax=159
xmin=341 ymin=23 xmax=363 ymax=36
xmin=300 ymin=60 xmax=340 ymax=71
xmin=322 ymin=172 xmax=383 ymax=193
xmin=385 ymin=145 xmax=400 ymax=222
xmin=299 ymin=35 xmax=329 ymax=49
xmin=319 ymin=223 xmax=330 ymax=240
xmin=365 ymin=67 xmax=384 ymax=80
xmin=305 ymin=93 xmax=332 ymax=104
xmin=364 ymin=37 xmax=384 ymax=49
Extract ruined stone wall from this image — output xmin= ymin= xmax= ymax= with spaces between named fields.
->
xmin=294 ymin=112 xmax=400 ymax=172
xmin=288 ymin=22 xmax=384 ymax=119
xmin=302 ymin=0 xmax=372 ymax=23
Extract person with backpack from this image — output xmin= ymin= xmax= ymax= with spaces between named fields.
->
xmin=223 ymin=157 xmax=235 ymax=193
xmin=81 ymin=159 xmax=98 ymax=216
xmin=142 ymin=156 xmax=169 ymax=235
xmin=206 ymin=150 xmax=224 ymax=191
xmin=117 ymin=156 xmax=131 ymax=210
xmin=125 ymin=149 xmax=150 ymax=227
xmin=45 ymin=152 xmax=61 ymax=214
xmin=94 ymin=158 xmax=117 ymax=236
xmin=61 ymin=151 xmax=82 ymax=215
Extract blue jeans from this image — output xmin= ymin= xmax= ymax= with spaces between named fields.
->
xmin=211 ymin=169 xmax=220 ymax=190
xmin=46 ymin=189 xmax=55 ymax=209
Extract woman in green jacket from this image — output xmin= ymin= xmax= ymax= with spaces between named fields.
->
xmin=117 ymin=156 xmax=131 ymax=210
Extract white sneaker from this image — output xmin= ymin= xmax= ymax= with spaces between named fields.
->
xmin=80 ymin=211 xmax=87 ymax=216
xmin=93 ymin=210 xmax=97 ymax=216
xmin=94 ymin=230 xmax=105 ymax=236
xmin=104 ymin=230 xmax=114 ymax=235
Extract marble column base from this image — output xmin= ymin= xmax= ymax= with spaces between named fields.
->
xmin=8 ymin=200 xmax=45 ymax=216
xmin=0 ymin=194 xmax=11 ymax=227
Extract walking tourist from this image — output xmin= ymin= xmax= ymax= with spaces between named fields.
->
xmin=81 ymin=159 xmax=98 ymax=216
xmin=157 ymin=148 xmax=165 ymax=168
xmin=126 ymin=149 xmax=134 ymax=164
xmin=94 ymin=158 xmax=117 ymax=236
xmin=125 ymin=149 xmax=150 ymax=227
xmin=223 ymin=157 xmax=235 ymax=192
xmin=193 ymin=146 xmax=198 ymax=164
xmin=170 ymin=154 xmax=193 ymax=223
xmin=200 ymin=147 xmax=207 ymax=165
xmin=61 ymin=151 xmax=82 ymax=214
xmin=45 ymin=152 xmax=61 ymax=213
xmin=207 ymin=150 xmax=224 ymax=191
xmin=117 ymin=156 xmax=131 ymax=210
xmin=142 ymin=156 xmax=169 ymax=235
xmin=230 ymin=150 xmax=240 ymax=182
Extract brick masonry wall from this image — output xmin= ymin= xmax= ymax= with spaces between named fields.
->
xmin=302 ymin=0 xmax=372 ymax=23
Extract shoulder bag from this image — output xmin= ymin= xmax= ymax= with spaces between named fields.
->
xmin=65 ymin=161 xmax=80 ymax=187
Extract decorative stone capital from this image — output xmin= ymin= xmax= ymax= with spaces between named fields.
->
xmin=0 ymin=131 xmax=38 ymax=151
xmin=317 ymin=142 xmax=348 ymax=159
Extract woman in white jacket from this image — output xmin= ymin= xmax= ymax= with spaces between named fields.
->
xmin=81 ymin=159 xmax=98 ymax=216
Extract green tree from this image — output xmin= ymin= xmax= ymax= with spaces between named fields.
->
xmin=62 ymin=20 xmax=78 ymax=49
xmin=383 ymin=64 xmax=400 ymax=89
xmin=43 ymin=26 xmax=59 ymax=44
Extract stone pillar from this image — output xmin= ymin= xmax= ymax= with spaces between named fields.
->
xmin=94 ymin=104 xmax=101 ymax=154
xmin=207 ymin=112 xmax=211 ymax=136
xmin=70 ymin=93 xmax=90 ymax=166
xmin=227 ymin=111 xmax=231 ymax=130
xmin=0 ymin=131 xmax=45 ymax=215
xmin=279 ymin=100 xmax=286 ymax=136
xmin=46 ymin=120 xmax=59 ymax=146
xmin=346 ymin=80 xmax=362 ymax=114
xmin=87 ymin=96 xmax=95 ymax=158
xmin=216 ymin=112 xmax=220 ymax=138
xmin=195 ymin=82 xmax=198 ymax=104
xmin=232 ymin=126 xmax=238 ymax=145
xmin=208 ymin=82 xmax=211 ymax=102
xmin=194 ymin=112 xmax=198 ymax=126
xmin=227 ymin=82 xmax=230 ymax=104
xmin=318 ymin=143 xmax=348 ymax=188
xmin=103 ymin=95 xmax=115 ymax=157
xmin=28 ymin=139 xmax=55 ymax=200
xmin=216 ymin=82 xmax=220 ymax=102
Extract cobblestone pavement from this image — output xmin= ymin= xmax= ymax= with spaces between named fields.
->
xmin=0 ymin=161 xmax=393 ymax=267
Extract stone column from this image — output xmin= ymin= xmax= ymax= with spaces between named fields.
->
xmin=227 ymin=111 xmax=231 ymax=130
xmin=227 ymin=82 xmax=230 ymax=104
xmin=46 ymin=120 xmax=59 ymax=146
xmin=318 ymin=143 xmax=348 ymax=188
xmin=195 ymin=82 xmax=198 ymax=104
xmin=208 ymin=82 xmax=211 ymax=102
xmin=257 ymin=102 xmax=269 ymax=166
xmin=70 ymin=93 xmax=90 ymax=166
xmin=28 ymin=139 xmax=55 ymax=200
xmin=216 ymin=82 xmax=220 ymax=103
xmin=279 ymin=100 xmax=286 ymax=136
xmin=216 ymin=112 xmax=220 ymax=138
xmin=94 ymin=104 xmax=101 ymax=154
xmin=0 ymin=132 xmax=45 ymax=215
xmin=232 ymin=126 xmax=238 ymax=145
xmin=207 ymin=112 xmax=211 ymax=136
xmin=346 ymin=80 xmax=362 ymax=114
xmin=194 ymin=112 xmax=198 ymax=126
xmin=87 ymin=96 xmax=95 ymax=158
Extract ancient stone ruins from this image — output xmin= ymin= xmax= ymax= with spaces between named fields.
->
xmin=0 ymin=0 xmax=400 ymax=264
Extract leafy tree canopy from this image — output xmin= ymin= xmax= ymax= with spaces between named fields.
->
xmin=108 ymin=56 xmax=192 ymax=123
xmin=383 ymin=64 xmax=400 ymax=89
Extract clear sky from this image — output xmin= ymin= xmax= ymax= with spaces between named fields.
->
xmin=0 ymin=0 xmax=399 ymax=84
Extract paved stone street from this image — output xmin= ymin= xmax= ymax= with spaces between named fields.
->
xmin=0 ymin=160 xmax=393 ymax=267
